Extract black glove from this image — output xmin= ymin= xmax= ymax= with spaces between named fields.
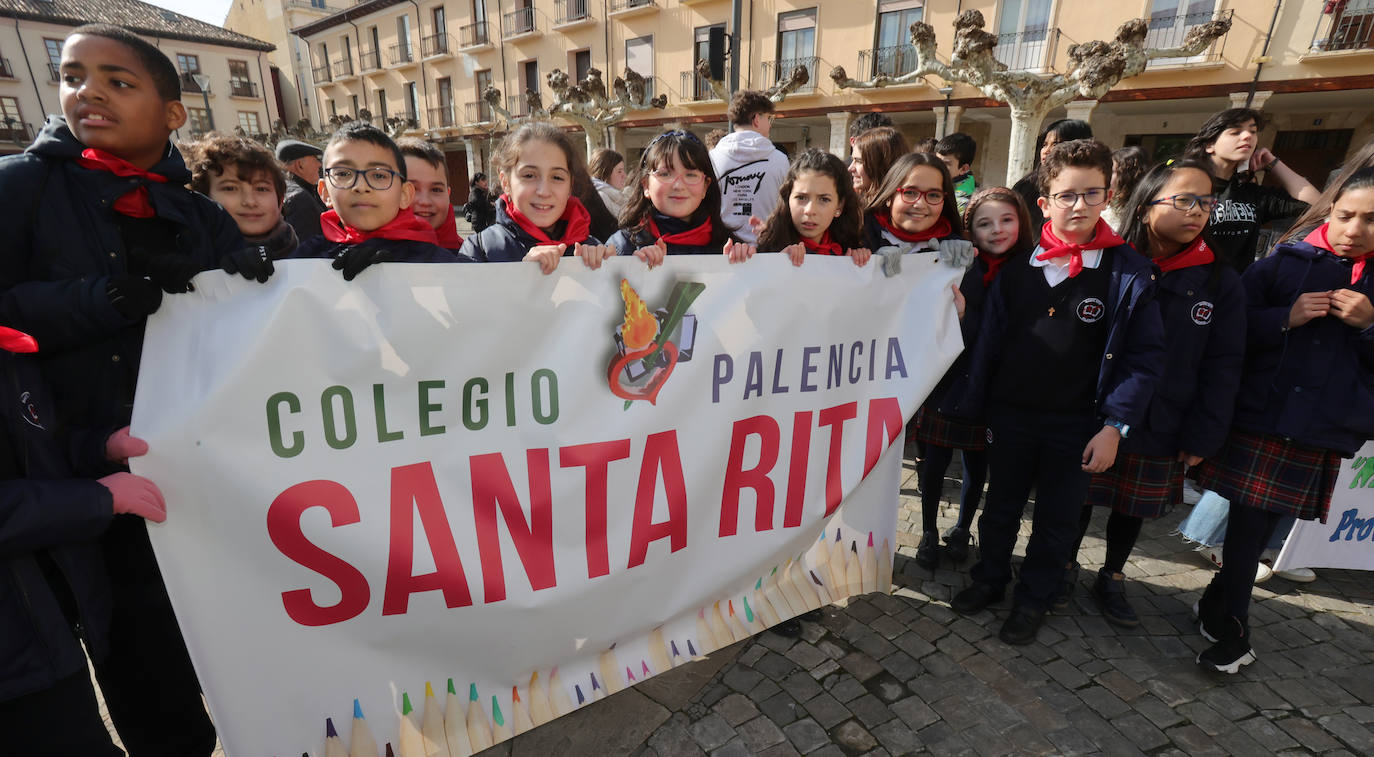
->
xmin=221 ymin=244 xmax=275 ymax=283
xmin=106 ymin=275 xmax=163 ymax=319
xmin=331 ymin=240 xmax=393 ymax=281
xmin=127 ymin=246 xmax=205 ymax=293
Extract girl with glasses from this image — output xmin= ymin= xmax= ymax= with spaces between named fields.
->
xmin=861 ymin=152 xmax=965 ymax=254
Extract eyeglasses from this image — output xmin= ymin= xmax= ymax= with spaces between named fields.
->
xmin=1047 ymin=188 xmax=1108 ymax=208
xmin=650 ymin=169 xmax=707 ymax=186
xmin=323 ymin=166 xmax=400 ymax=191
xmin=896 ymin=187 xmax=945 ymax=205
xmin=1148 ymin=193 xmax=1217 ymax=212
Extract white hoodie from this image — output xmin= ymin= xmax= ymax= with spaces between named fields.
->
xmin=709 ymin=130 xmax=790 ymax=245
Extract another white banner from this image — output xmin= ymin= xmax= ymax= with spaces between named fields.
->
xmin=1274 ymin=442 xmax=1374 ymax=572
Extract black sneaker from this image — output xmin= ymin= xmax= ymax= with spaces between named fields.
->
xmin=951 ymin=582 xmax=1004 ymax=615
xmin=1192 ymin=577 xmax=1225 ymax=642
xmin=943 ymin=526 xmax=972 ymax=564
xmin=998 ymin=605 xmax=1046 ymax=645
xmin=914 ymin=531 xmax=940 ymax=570
xmin=1197 ymin=616 xmax=1256 ymax=674
xmin=1092 ymin=569 xmax=1139 ymax=627
xmin=1051 ymin=562 xmax=1080 ymax=612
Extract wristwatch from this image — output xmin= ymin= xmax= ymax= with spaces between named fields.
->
xmin=1105 ymin=417 xmax=1131 ymax=438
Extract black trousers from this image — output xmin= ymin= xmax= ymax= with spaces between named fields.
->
xmin=94 ymin=518 xmax=216 ymax=757
xmin=1218 ymin=502 xmax=1283 ymax=620
xmin=0 ymin=670 xmax=125 ymax=756
xmin=971 ymin=406 xmax=1099 ymax=611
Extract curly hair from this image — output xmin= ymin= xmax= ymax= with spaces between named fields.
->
xmin=185 ymin=132 xmax=286 ymax=200
xmin=1108 ymin=146 xmax=1151 ymax=212
xmin=727 ymin=90 xmax=775 ymax=129
xmin=1037 ymin=139 xmax=1113 ymax=196
xmin=757 ymin=149 xmax=863 ymax=251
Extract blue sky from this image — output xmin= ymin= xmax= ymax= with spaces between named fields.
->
xmin=149 ymin=0 xmax=236 ymax=26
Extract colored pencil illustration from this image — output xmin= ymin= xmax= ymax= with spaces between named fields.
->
xmin=324 ymin=717 xmax=348 ymax=757
xmin=526 ymin=671 xmax=555 ymax=726
xmin=490 ymin=695 xmax=513 ymax=742
xmin=598 ymin=644 xmax=624 ymax=695
xmin=879 ymin=537 xmax=894 ymax=593
xmin=442 ymin=680 xmax=472 ymax=757
xmin=812 ymin=530 xmax=840 ymax=594
xmin=763 ymin=566 xmax=795 ymax=618
xmin=752 ymin=578 xmax=782 ymax=627
xmin=725 ymin=599 xmax=751 ymax=641
xmin=350 ymin=700 xmax=380 ymax=757
xmin=862 ymin=532 xmax=880 ymax=594
xmin=829 ymin=529 xmax=850 ymax=601
xmin=686 ymin=639 xmax=702 ymax=659
xmin=708 ymin=602 xmax=734 ymax=646
xmin=511 ymin=686 xmax=534 ymax=735
xmin=778 ymin=559 xmax=810 ymax=614
xmin=397 ymin=693 xmax=425 ymax=757
xmin=464 ymin=684 xmax=492 ymax=752
xmin=809 ymin=569 xmax=833 ymax=605
xmin=739 ymin=595 xmax=767 ymax=633
xmin=574 ymin=684 xmax=586 ymax=707
xmin=420 ymin=683 xmax=451 ymax=757
xmin=669 ymin=639 xmax=685 ymax=667
xmin=641 ymin=661 xmax=651 ymax=681
xmin=590 ymin=672 xmax=606 ymax=702
xmin=648 ymin=626 xmax=673 ymax=674
xmin=626 ymin=665 xmax=637 ymax=683
xmin=547 ymin=668 xmax=576 ymax=716
xmin=846 ymin=541 xmax=864 ymax=597
xmin=385 ymin=745 xmax=395 ymax=757
xmin=696 ymin=608 xmax=721 ymax=655
xmin=788 ymin=558 xmax=821 ymax=611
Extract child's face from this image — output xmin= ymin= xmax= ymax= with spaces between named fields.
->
xmin=848 ymin=152 xmax=868 ymax=194
xmin=501 ymin=139 xmax=571 ymax=230
xmin=937 ymin=152 xmax=967 ymax=178
xmin=888 ymin=165 xmax=946 ymax=235
xmin=644 ymin=153 xmax=708 ymax=221
xmin=970 ymin=200 xmax=1021 ymax=257
xmin=789 ymin=170 xmax=841 ymax=242
xmin=59 ymin=34 xmax=187 ymax=170
xmin=404 ymin=156 xmax=451 ymax=230
xmin=1328 ymin=186 xmax=1374 ymax=259
xmin=608 ymin=161 xmax=628 ymax=190
xmin=1207 ymin=119 xmax=1258 ymax=165
xmin=318 ymin=139 xmax=414 ymax=232
xmin=1143 ymin=168 xmax=1211 ymax=255
xmin=208 ymin=165 xmax=282 ymax=238
xmin=1039 ymin=166 xmax=1110 ymax=242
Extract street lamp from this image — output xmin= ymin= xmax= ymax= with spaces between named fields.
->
xmin=191 ymin=74 xmax=215 ymax=132
xmin=938 ymin=86 xmax=954 ymax=139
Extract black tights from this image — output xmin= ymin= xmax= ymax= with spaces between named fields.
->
xmin=1219 ymin=502 xmax=1283 ymax=620
xmin=919 ymin=445 xmax=988 ymax=533
xmin=1070 ymin=505 xmax=1144 ymax=574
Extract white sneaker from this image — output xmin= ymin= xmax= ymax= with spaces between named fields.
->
xmin=1182 ymin=479 xmax=1204 ymax=505
xmin=1274 ymin=567 xmax=1317 ymax=583
xmin=1254 ymin=562 xmax=1272 ymax=584
xmin=1198 ymin=547 xmax=1223 ymax=569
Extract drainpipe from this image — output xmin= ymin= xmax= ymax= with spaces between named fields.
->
xmin=410 ymin=0 xmax=430 ymax=123
xmin=256 ymin=52 xmax=274 ymax=127
xmin=1246 ymin=0 xmax=1283 ymax=107
xmin=604 ymin=0 xmax=612 ymax=75
xmin=494 ymin=0 xmax=508 ymax=103
xmin=729 ymin=0 xmax=741 ymax=92
xmin=16 ymin=19 xmax=47 ymax=117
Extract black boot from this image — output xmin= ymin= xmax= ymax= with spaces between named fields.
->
xmin=1193 ymin=576 xmax=1225 ymax=642
xmin=1051 ymin=562 xmax=1079 ymax=612
xmin=1196 ymin=616 xmax=1256 ymax=674
xmin=1092 ymin=568 xmax=1139 ymax=627
xmin=915 ymin=530 xmax=940 ymax=570
xmin=943 ymin=526 xmax=972 ymax=564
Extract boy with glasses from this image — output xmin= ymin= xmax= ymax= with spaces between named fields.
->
xmin=948 ymin=139 xmax=1164 ymax=646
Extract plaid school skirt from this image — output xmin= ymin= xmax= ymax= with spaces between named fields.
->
xmin=913 ymin=404 xmax=987 ymax=450
xmin=1193 ymin=429 xmax=1342 ymax=522
xmin=1085 ymin=453 xmax=1183 ymax=519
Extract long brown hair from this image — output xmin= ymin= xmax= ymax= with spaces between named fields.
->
xmin=853 ymin=126 xmax=907 ymax=207
xmin=865 ymin=152 xmax=965 ymax=238
xmin=619 ymin=129 xmax=735 ymax=247
xmin=757 ymin=149 xmax=863 ymax=250
xmin=492 ymin=122 xmax=617 ymax=237
xmin=1279 ymin=136 xmax=1374 ymax=244
xmin=963 ymin=187 xmax=1033 ymax=258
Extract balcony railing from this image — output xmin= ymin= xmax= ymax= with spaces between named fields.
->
xmin=180 ymin=72 xmax=205 ymax=93
xmin=859 ymin=45 xmax=918 ymax=79
xmin=229 ymin=79 xmax=259 ymax=98
xmin=388 ymin=42 xmax=415 ymax=65
xmin=422 ymin=33 xmax=452 ymax=57
xmin=331 ymin=57 xmax=354 ymax=78
xmin=761 ymin=56 xmax=818 ymax=95
xmin=465 ymin=100 xmax=494 ymax=124
xmin=1311 ymin=1 xmax=1374 ymax=53
xmin=502 ymin=7 xmax=537 ymax=38
xmin=609 ymin=0 xmax=656 ymax=12
xmin=1 ymin=121 xmax=34 ymax=144
xmin=359 ymin=48 xmax=381 ymax=71
xmin=312 ymin=62 xmax=331 ymax=82
xmin=556 ymin=0 xmax=591 ymax=24
xmin=507 ymin=94 xmax=531 ymax=117
xmin=994 ymin=27 xmax=1060 ymax=71
xmin=0 ymin=58 xmax=14 ymax=78
xmin=428 ymin=104 xmax=457 ymax=128
xmin=679 ymin=67 xmax=729 ymax=102
xmin=1146 ymin=8 xmax=1232 ymax=65
xmin=459 ymin=21 xmax=491 ymax=47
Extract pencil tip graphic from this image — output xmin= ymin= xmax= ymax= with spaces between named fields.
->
xmin=512 ymin=685 xmax=522 ymax=703
xmin=591 ymin=672 xmax=601 ymax=691
xmin=491 ymin=696 xmax=505 ymax=726
xmin=326 ymin=717 xmax=338 ymax=738
xmin=687 ymin=639 xmax=698 ymax=656
xmin=447 ymin=678 xmax=456 ymax=696
xmin=425 ymin=681 xmax=434 ymax=698
xmin=811 ymin=570 xmax=823 ymax=585
xmin=469 ymin=683 xmax=478 ymax=702
xmin=401 ymin=693 xmax=413 ymax=716
xmin=671 ymin=640 xmax=681 ymax=657
xmin=851 ymin=541 xmax=858 ymax=553
xmin=868 ymin=531 xmax=874 ymax=547
xmin=575 ymin=685 xmax=585 ymax=705
xmin=353 ymin=698 xmax=363 ymax=719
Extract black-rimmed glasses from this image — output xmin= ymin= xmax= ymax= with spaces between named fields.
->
xmin=1047 ymin=188 xmax=1108 ymax=208
xmin=323 ymin=166 xmax=400 ymax=191
xmin=1148 ymin=194 xmax=1217 ymax=212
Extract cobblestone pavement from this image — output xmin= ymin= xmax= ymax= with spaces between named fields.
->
xmin=113 ymin=453 xmax=1374 ymax=756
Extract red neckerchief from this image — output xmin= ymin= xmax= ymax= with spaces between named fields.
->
xmin=75 ymin=148 xmax=168 ymax=218
xmin=1155 ymin=236 xmax=1215 ymax=273
xmin=320 ymin=206 xmax=439 ymax=244
xmin=1305 ymin=223 xmax=1373 ymax=284
xmin=0 ymin=326 xmax=38 ymax=354
xmin=646 ymin=215 xmax=714 ymax=246
xmin=803 ymin=231 xmax=845 ymax=256
xmin=500 ymin=194 xmax=591 ymax=246
xmin=873 ymin=212 xmax=953 ymax=245
xmin=978 ymin=250 xmax=1008 ymax=287
xmin=433 ymin=203 xmax=464 ymax=249
xmin=1036 ymin=219 xmax=1126 ymax=279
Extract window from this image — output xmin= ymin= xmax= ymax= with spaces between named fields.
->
xmin=1147 ymin=0 xmax=1217 ymax=64
xmin=435 ymin=77 xmax=454 ymax=126
xmin=186 ymin=107 xmax=211 ymax=134
xmin=995 ymin=0 xmax=1052 ymax=70
xmin=0 ymin=96 xmax=25 ymax=140
xmin=774 ymin=9 xmax=816 ymax=87
xmin=572 ymin=49 xmax=591 ymax=83
xmin=397 ymin=15 xmax=413 ymax=59
xmin=329 ymin=99 xmax=337 ymax=117
xmin=177 ymin=53 xmax=201 ymax=75
xmin=625 ymin=36 xmax=653 ymax=97
xmin=228 ymin=60 xmax=254 ymax=96
xmin=473 ymin=0 xmax=487 ymax=27
xmin=228 ymin=60 xmax=250 ymax=80
xmin=873 ymin=0 xmax=923 ymax=77
xmin=237 ymin=111 xmax=262 ymax=133
xmin=433 ymin=6 xmax=446 ymax=32
xmin=351 ymin=94 xmax=360 ymax=115
xmin=377 ymin=90 xmax=388 ymax=121
xmin=405 ymin=82 xmax=419 ymax=120
xmin=692 ymin=25 xmax=725 ymax=99
xmin=44 ymin=38 xmax=62 ymax=80
xmin=475 ymin=69 xmax=492 ymax=121
xmin=311 ymin=0 xmax=326 ymax=7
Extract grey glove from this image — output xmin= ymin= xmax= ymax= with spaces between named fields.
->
xmin=936 ymin=238 xmax=976 ymax=269
xmin=872 ymin=245 xmax=904 ymax=277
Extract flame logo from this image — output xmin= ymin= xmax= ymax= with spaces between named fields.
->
xmin=619 ymin=279 xmax=659 ymax=350
xmin=606 ymin=279 xmax=705 ymax=408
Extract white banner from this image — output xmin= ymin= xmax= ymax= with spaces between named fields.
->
xmin=131 ymin=254 xmax=964 ymax=756
xmin=1274 ymin=442 xmax=1374 ymax=572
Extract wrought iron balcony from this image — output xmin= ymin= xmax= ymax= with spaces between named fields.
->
xmin=993 ymin=27 xmax=1060 ymax=71
xmin=608 ymin=0 xmax=656 ymax=14
xmin=1310 ymin=2 xmax=1374 ymax=53
xmin=229 ymin=79 xmax=259 ymax=98
xmin=1 ymin=120 xmax=33 ymax=144
xmin=388 ymin=42 xmax=415 ymax=65
xmin=312 ymin=62 xmax=331 ymax=82
xmin=465 ymin=100 xmax=494 ymax=124
xmin=422 ymin=33 xmax=452 ymax=58
xmin=1146 ymin=8 xmax=1233 ymax=65
xmin=331 ymin=57 xmax=354 ymax=78
xmin=428 ymin=104 xmax=457 ymax=129
xmin=359 ymin=48 xmax=381 ymax=72
xmin=502 ymin=7 xmax=537 ymax=38
xmin=679 ymin=67 xmax=730 ymax=102
xmin=556 ymin=0 xmax=591 ymax=25
xmin=0 ymin=58 xmax=14 ymax=78
xmin=859 ymin=45 xmax=918 ymax=79
xmin=760 ymin=56 xmax=818 ymax=94
xmin=180 ymin=72 xmax=205 ymax=93
xmin=459 ymin=21 xmax=491 ymax=48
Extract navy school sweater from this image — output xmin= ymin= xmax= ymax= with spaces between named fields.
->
xmin=459 ymin=199 xmax=601 ymax=263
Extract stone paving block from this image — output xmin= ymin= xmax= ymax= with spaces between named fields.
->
xmin=786 ymin=641 xmax=829 ymax=671
xmin=736 ymin=715 xmax=788 ymax=752
xmin=929 ymin=695 xmax=982 ymax=731
xmin=801 ymin=692 xmax=851 ymax=730
xmin=808 ymin=659 xmax=840 ymax=681
xmin=1113 ymin=712 xmax=1170 ymax=751
xmin=739 ymin=644 xmax=768 ymax=667
xmin=1177 ymin=701 xmax=1234 ymax=737
xmin=831 ymin=719 xmax=879 ymax=752
xmin=838 ymin=651 xmax=885 ymax=682
xmin=712 ymin=693 xmax=760 ymax=727
xmin=707 ymin=738 xmax=752 ymax=757
xmin=721 ymin=666 xmax=764 ymax=694
xmin=889 ymin=696 xmax=940 ymax=731
xmin=782 ymin=717 xmax=830 ymax=755
xmin=1043 ymin=658 xmax=1090 ymax=690
xmin=891 ymin=631 xmax=937 ymax=660
xmin=866 ymin=672 xmax=907 ymax=704
xmin=919 ymin=651 xmax=964 ymax=678
xmin=847 ymin=694 xmax=895 ymax=729
xmin=935 ymin=633 xmax=977 ymax=661
xmin=1318 ymin=713 xmax=1374 ymax=753
xmin=1347 ymin=705 xmax=1374 ymax=724
xmin=876 ymin=651 xmax=922 ymax=683
xmin=870 ymin=720 xmax=922 ymax=756
xmin=1045 ymin=725 xmax=1100 ymax=757
xmin=1132 ymin=693 xmax=1185 ymax=730
xmin=1094 ymin=669 xmax=1146 ymax=702
xmin=1238 ymin=714 xmax=1300 ymax=752
xmin=755 ymin=651 xmax=801 ymax=681
xmin=689 ymin=713 xmax=738 ymax=751
xmin=915 ymin=721 xmax=976 ymax=756
xmin=749 ymin=678 xmax=782 ymax=702
xmin=826 ymin=674 xmax=867 ymax=703
xmin=780 ymin=671 xmax=824 ymax=704
xmin=1198 ymin=686 xmax=1255 ymax=720
xmin=868 ymin=615 xmax=906 ymax=641
xmin=1277 ymin=716 xmax=1344 ymax=752
xmin=648 ymin=716 xmax=708 ymax=757
xmin=757 ymin=691 xmax=802 ymax=727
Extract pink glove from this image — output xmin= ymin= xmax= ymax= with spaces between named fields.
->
xmin=99 ymin=472 xmax=167 ymax=523
xmin=106 ymin=427 xmax=149 ymax=465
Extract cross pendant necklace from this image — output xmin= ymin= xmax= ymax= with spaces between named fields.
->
xmin=1048 ymin=306 xmax=1055 ymax=317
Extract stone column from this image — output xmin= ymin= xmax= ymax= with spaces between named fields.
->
xmin=934 ymin=105 xmax=964 ymax=138
xmin=1064 ymin=99 xmax=1099 ymax=124
xmin=828 ymin=111 xmax=854 ymax=159
xmin=1230 ymin=90 xmax=1274 ymax=111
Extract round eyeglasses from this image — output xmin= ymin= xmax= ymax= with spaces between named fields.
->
xmin=323 ymin=166 xmax=400 ymax=191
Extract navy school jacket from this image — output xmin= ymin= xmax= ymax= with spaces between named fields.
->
xmin=0 ymin=350 xmax=114 ymax=702
xmin=459 ymin=199 xmax=600 ymax=262
xmin=288 ymin=234 xmax=472 ymax=264
xmin=0 ymin=117 xmax=243 ymax=442
xmin=945 ymin=243 xmax=1166 ymax=427
xmin=1127 ymin=261 xmax=1246 ymax=459
xmin=608 ymin=210 xmax=740 ymax=256
xmin=1234 ymin=240 xmax=1374 ymax=456
xmin=926 ymin=257 xmax=990 ymax=417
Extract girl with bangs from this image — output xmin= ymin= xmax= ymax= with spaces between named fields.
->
xmin=862 ymin=152 xmax=966 ymax=254
xmin=757 ymin=148 xmax=872 ymax=266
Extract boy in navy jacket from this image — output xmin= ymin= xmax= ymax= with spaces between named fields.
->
xmin=948 ymin=140 xmax=1165 ymax=646
xmin=0 ymin=24 xmax=249 ymax=754
xmin=289 ymin=121 xmax=470 ymax=274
